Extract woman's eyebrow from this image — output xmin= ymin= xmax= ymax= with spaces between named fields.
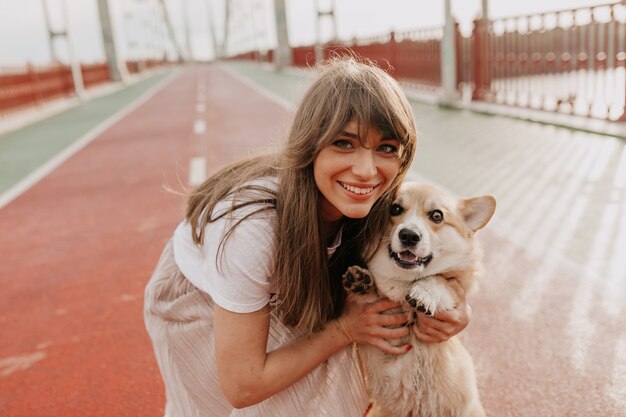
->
xmin=338 ymin=131 xmax=359 ymax=138
xmin=338 ymin=131 xmax=400 ymax=142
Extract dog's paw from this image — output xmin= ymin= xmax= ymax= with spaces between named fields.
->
xmin=342 ymin=265 xmax=373 ymax=295
xmin=405 ymin=277 xmax=456 ymax=315
xmin=405 ymin=290 xmax=434 ymax=316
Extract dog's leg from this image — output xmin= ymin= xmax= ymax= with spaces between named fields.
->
xmin=405 ymin=275 xmax=457 ymax=315
xmin=342 ymin=265 xmax=379 ymax=303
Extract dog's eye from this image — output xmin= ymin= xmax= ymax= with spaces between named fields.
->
xmin=390 ymin=204 xmax=403 ymax=216
xmin=429 ymin=209 xmax=444 ymax=224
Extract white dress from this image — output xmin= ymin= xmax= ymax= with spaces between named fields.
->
xmin=143 ymin=179 xmax=369 ymax=417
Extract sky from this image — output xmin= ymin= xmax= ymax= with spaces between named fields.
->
xmin=0 ymin=0 xmax=615 ymax=66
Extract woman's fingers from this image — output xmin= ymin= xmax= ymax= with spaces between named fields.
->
xmin=370 ymin=338 xmax=412 ymax=356
xmin=420 ymin=312 xmax=458 ymax=333
xmin=412 ymin=323 xmax=449 ymax=343
xmin=413 ymin=313 xmax=457 ymax=343
xmin=378 ymin=312 xmax=409 ymax=327
xmin=374 ymin=325 xmax=410 ymax=340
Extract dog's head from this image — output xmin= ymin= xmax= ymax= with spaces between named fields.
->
xmin=371 ymin=182 xmax=496 ymax=279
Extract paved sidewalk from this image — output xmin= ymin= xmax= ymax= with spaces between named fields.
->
xmin=0 ymin=62 xmax=624 ymax=416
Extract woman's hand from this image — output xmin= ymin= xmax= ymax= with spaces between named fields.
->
xmin=335 ymin=294 xmax=412 ymax=355
xmin=412 ymin=278 xmax=471 ymax=343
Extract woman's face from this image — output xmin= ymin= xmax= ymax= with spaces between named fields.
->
xmin=314 ymin=120 xmax=401 ymax=223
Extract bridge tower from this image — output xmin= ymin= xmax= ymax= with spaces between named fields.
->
xmin=314 ymin=0 xmax=337 ymax=63
xmin=273 ymin=0 xmax=291 ymax=67
xmin=41 ymin=0 xmax=85 ymax=98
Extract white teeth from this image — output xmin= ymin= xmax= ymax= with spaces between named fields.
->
xmin=340 ymin=182 xmax=374 ymax=195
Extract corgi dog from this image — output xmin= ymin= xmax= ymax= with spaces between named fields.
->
xmin=343 ymin=182 xmax=496 ymax=417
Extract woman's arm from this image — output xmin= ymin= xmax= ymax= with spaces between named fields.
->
xmin=214 ymin=298 xmax=410 ymax=408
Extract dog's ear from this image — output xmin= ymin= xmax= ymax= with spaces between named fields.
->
xmin=460 ymin=195 xmax=496 ymax=232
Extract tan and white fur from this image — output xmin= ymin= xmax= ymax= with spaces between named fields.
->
xmin=343 ymin=182 xmax=496 ymax=417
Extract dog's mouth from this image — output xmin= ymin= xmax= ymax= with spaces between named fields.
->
xmin=388 ymin=245 xmax=432 ymax=269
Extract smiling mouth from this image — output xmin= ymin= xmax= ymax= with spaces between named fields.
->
xmin=339 ymin=182 xmax=377 ymax=195
xmin=388 ymin=245 xmax=433 ymax=269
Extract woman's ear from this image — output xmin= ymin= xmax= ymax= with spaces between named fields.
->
xmin=460 ymin=195 xmax=496 ymax=232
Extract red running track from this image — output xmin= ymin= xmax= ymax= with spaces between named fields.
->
xmin=0 ymin=65 xmax=288 ymax=417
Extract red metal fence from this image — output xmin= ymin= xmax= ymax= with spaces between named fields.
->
xmin=0 ymin=64 xmax=76 ymax=115
xmin=0 ymin=60 xmax=169 ymax=116
xmin=288 ymin=28 xmax=445 ymax=91
xmin=231 ymin=1 xmax=626 ymax=121
xmin=466 ymin=1 xmax=626 ymax=120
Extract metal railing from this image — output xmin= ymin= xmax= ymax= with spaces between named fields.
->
xmin=284 ymin=27 xmax=445 ymax=90
xmin=469 ymin=1 xmax=626 ymax=120
xmin=0 ymin=64 xmax=77 ymax=115
xmin=0 ymin=60 xmax=169 ymax=116
xmin=230 ymin=1 xmax=626 ymax=122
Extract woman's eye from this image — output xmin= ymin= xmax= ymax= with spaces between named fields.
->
xmin=428 ymin=209 xmax=444 ymax=224
xmin=378 ymin=144 xmax=399 ymax=154
xmin=390 ymin=204 xmax=403 ymax=216
xmin=333 ymin=139 xmax=353 ymax=149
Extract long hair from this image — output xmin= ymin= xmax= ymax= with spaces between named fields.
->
xmin=186 ymin=56 xmax=418 ymax=332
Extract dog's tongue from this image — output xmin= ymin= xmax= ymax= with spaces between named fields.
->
xmin=398 ymin=251 xmax=418 ymax=262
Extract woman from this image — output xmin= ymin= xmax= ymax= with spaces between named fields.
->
xmin=144 ymin=56 xmax=470 ymax=417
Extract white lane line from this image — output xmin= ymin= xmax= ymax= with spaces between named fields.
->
xmin=0 ymin=69 xmax=181 ymax=210
xmin=189 ymin=157 xmax=207 ymax=185
xmin=196 ymin=103 xmax=206 ymax=112
xmin=0 ymin=351 xmax=46 ymax=377
xmin=193 ymin=120 xmax=206 ymax=135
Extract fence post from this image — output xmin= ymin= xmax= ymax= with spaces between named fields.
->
xmin=97 ymin=0 xmax=128 ymax=82
xmin=389 ymin=31 xmax=397 ymax=71
xmin=27 ymin=64 xmax=41 ymax=106
xmin=440 ymin=0 xmax=459 ymax=104
xmin=472 ymin=17 xmax=491 ymax=100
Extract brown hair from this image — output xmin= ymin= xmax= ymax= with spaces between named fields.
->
xmin=186 ymin=56 xmax=417 ymax=332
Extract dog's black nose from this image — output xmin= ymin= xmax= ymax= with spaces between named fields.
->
xmin=399 ymin=228 xmax=420 ymax=246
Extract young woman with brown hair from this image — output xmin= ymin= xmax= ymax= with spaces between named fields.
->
xmin=144 ymin=57 xmax=471 ymax=417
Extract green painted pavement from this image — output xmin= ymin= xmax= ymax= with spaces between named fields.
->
xmin=0 ymin=70 xmax=173 ymax=194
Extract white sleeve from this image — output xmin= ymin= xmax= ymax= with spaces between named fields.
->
xmin=173 ymin=209 xmax=276 ymax=313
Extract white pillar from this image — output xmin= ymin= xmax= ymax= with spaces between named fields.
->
xmin=439 ymin=0 xmax=459 ymax=104
xmin=206 ymin=0 xmax=219 ymax=60
xmin=314 ymin=0 xmax=336 ymax=64
xmin=182 ymin=0 xmax=193 ymax=61
xmin=62 ymin=0 xmax=85 ymax=99
xmin=97 ymin=0 xmax=128 ymax=82
xmin=41 ymin=0 xmax=58 ymax=62
xmin=273 ymin=0 xmax=291 ymax=68
xmin=157 ymin=0 xmax=185 ymax=61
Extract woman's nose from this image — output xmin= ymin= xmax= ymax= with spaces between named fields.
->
xmin=351 ymin=149 xmax=377 ymax=179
